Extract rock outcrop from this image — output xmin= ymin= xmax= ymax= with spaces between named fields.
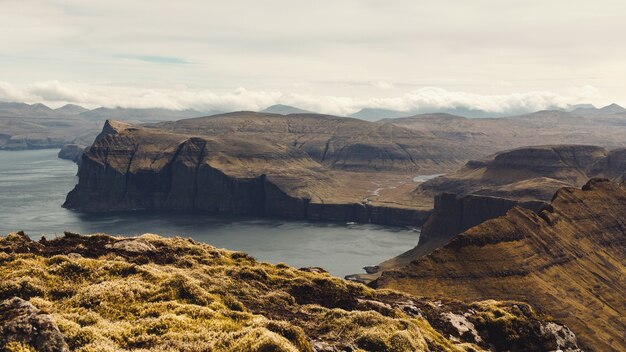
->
xmin=0 ymin=297 xmax=69 ymax=352
xmin=374 ymin=179 xmax=626 ymax=351
xmin=418 ymin=192 xmax=546 ymax=244
xmin=64 ymin=120 xmax=431 ymax=226
xmin=57 ymin=144 xmax=87 ymax=164
xmin=0 ymin=231 xmax=581 ymax=351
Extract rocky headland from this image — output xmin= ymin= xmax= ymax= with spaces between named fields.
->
xmin=63 ymin=114 xmax=481 ymax=225
xmin=0 ymin=231 xmax=581 ymax=351
xmin=58 ymin=144 xmax=87 ymax=164
xmin=373 ymin=179 xmax=626 ymax=351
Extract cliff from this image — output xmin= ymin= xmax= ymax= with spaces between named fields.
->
xmin=347 ymin=193 xmax=547 ymax=284
xmin=0 ymin=231 xmax=581 ymax=351
xmin=410 ymin=145 xmax=626 ymax=244
xmin=416 ymin=145 xmax=619 ymax=201
xmin=418 ymin=192 xmax=546 ymax=244
xmin=57 ymin=144 xmax=87 ymax=164
xmin=64 ymin=120 xmax=430 ymax=226
xmin=373 ymin=179 xmax=626 ymax=351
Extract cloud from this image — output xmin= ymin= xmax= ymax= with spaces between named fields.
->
xmin=0 ymin=80 xmax=605 ymax=116
xmin=0 ymin=81 xmax=36 ymax=102
xmin=119 ymin=55 xmax=191 ymax=65
xmin=1 ymin=1 xmax=624 ymax=107
xmin=372 ymin=81 xmax=394 ymax=90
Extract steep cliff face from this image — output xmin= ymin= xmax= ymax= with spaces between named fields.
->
xmin=418 ymin=192 xmax=546 ymax=244
xmin=65 ymin=121 xmax=430 ymax=226
xmin=0 ymin=231 xmax=581 ymax=351
xmin=374 ymin=179 xmax=626 ymax=351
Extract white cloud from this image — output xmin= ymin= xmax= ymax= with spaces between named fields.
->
xmin=1 ymin=0 xmax=624 ymax=107
xmin=373 ymin=81 xmax=395 ymax=90
xmin=0 ymin=80 xmax=605 ymax=116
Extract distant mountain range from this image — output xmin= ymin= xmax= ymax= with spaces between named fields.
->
xmin=258 ymin=102 xmax=626 ymax=120
xmin=570 ymin=103 xmax=626 ymax=116
xmin=0 ymin=101 xmax=221 ymax=122
xmin=350 ymin=103 xmax=626 ymax=121
xmin=2 ymin=101 xmax=624 ymax=123
xmin=1 ymin=100 xmax=624 ymax=150
xmin=260 ymin=104 xmax=314 ymax=115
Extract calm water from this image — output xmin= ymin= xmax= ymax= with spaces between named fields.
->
xmin=0 ymin=149 xmax=419 ymax=277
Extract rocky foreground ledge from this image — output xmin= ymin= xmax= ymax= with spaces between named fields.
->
xmin=0 ymin=232 xmax=579 ymax=352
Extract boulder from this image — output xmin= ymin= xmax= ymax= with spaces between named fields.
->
xmin=0 ymin=297 xmax=68 ymax=352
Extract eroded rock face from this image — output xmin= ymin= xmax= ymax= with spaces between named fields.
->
xmin=0 ymin=297 xmax=69 ymax=352
xmin=375 ymin=179 xmax=626 ymax=351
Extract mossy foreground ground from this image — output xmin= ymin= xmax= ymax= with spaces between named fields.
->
xmin=0 ymin=232 xmax=578 ymax=352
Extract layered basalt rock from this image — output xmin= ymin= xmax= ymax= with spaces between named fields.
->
xmin=417 ymin=145 xmax=619 ymax=200
xmin=374 ymin=179 xmax=626 ymax=351
xmin=64 ymin=120 xmax=430 ymax=226
xmin=0 ymin=231 xmax=581 ymax=351
xmin=412 ymin=145 xmax=626 ymax=243
xmin=418 ymin=192 xmax=546 ymax=244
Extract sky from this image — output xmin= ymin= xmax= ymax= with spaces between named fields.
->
xmin=1 ymin=0 xmax=625 ymax=115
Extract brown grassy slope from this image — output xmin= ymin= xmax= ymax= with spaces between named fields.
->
xmin=374 ymin=179 xmax=626 ymax=351
xmin=386 ymin=110 xmax=626 ymax=155
xmin=0 ymin=232 xmax=581 ymax=352
xmin=414 ymin=145 xmax=622 ymax=203
xmin=150 ymin=111 xmax=478 ymax=174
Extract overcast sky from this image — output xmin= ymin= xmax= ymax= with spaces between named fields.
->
xmin=1 ymin=0 xmax=625 ymax=115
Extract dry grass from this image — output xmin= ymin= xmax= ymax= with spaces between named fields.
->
xmin=0 ymin=232 xmax=568 ymax=351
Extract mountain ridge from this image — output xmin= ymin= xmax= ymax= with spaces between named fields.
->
xmin=374 ymin=179 xmax=626 ymax=351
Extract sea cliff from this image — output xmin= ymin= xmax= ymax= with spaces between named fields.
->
xmin=64 ymin=120 xmax=430 ymax=226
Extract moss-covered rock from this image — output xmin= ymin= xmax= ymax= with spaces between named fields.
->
xmin=0 ymin=232 xmax=580 ymax=351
